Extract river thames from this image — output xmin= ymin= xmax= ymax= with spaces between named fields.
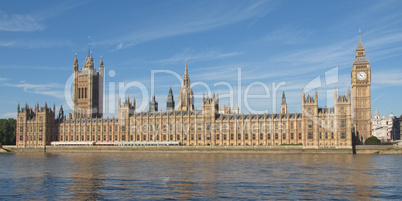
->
xmin=1 ymin=152 xmax=401 ymax=200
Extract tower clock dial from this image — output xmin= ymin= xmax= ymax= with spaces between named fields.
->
xmin=357 ymin=71 xmax=367 ymax=80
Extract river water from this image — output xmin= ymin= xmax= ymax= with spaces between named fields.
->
xmin=0 ymin=152 xmax=401 ymax=200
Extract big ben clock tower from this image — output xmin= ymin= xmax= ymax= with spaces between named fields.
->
xmin=351 ymin=29 xmax=371 ymax=144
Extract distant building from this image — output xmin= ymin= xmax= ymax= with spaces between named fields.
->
xmin=371 ymin=110 xmax=399 ymax=142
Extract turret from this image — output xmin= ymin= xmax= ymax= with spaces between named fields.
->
xmin=281 ymin=91 xmax=287 ymax=114
xmin=166 ymin=87 xmax=175 ymax=112
xmin=73 ymin=53 xmax=78 ymax=72
xmin=149 ymin=95 xmax=158 ymax=112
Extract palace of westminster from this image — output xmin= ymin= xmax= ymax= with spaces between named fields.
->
xmin=15 ymin=32 xmax=372 ymax=148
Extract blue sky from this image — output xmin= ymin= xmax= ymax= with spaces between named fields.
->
xmin=1 ymin=0 xmax=402 ymax=119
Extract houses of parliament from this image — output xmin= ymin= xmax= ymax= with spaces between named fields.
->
xmin=15 ymin=32 xmax=371 ymax=148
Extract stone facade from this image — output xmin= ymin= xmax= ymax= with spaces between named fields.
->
xmin=351 ymin=30 xmax=372 ymax=143
xmin=16 ymin=34 xmax=375 ymax=149
xmin=72 ymin=41 xmax=104 ymax=119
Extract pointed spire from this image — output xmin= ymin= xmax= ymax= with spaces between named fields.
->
xmin=99 ymin=56 xmax=103 ymax=67
xmin=281 ymin=91 xmax=286 ymax=105
xmin=185 ymin=59 xmax=188 ymax=75
xmin=357 ymin=29 xmax=364 ymax=50
xmin=88 ymin=36 xmax=91 ymax=58
xmin=74 ymin=53 xmax=78 ymax=63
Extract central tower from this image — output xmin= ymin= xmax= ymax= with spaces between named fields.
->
xmin=72 ymin=37 xmax=104 ymax=119
xmin=178 ymin=60 xmax=194 ymax=111
xmin=351 ymin=30 xmax=371 ymax=143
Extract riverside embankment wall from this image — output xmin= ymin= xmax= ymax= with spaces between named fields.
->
xmin=3 ymin=145 xmax=402 ymax=154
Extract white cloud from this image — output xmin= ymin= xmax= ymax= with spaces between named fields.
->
xmin=372 ymin=70 xmax=402 ymax=85
xmin=0 ymin=39 xmax=72 ymax=49
xmin=1 ymin=112 xmax=17 ymax=119
xmin=0 ymin=11 xmax=44 ymax=32
xmin=139 ymin=49 xmax=243 ymax=65
xmin=100 ymin=0 xmax=277 ymax=50
xmin=3 ymin=81 xmax=65 ymax=99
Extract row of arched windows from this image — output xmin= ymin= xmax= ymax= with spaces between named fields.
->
xmin=78 ymin=88 xmax=87 ymax=99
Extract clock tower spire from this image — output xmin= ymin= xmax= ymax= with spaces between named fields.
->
xmin=351 ymin=29 xmax=371 ymax=144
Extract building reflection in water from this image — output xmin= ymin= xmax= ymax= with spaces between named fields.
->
xmin=5 ymin=152 xmax=402 ymax=200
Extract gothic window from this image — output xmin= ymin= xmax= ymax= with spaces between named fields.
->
xmin=308 ymin=121 xmax=313 ymax=129
xmin=267 ymin=133 xmax=271 ymax=140
xmin=308 ymin=132 xmax=313 ymax=139
xmin=260 ymin=133 xmax=263 ymax=140
xmin=283 ymin=133 xmax=286 ymax=140
xmin=340 ymin=132 xmax=346 ymax=139
xmin=291 ymin=133 xmax=294 ymax=140
xmin=275 ymin=133 xmax=278 ymax=140
xmin=341 ymin=120 xmax=346 ymax=128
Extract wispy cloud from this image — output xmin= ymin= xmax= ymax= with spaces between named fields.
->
xmin=0 ymin=11 xmax=44 ymax=32
xmin=0 ymin=77 xmax=8 ymax=81
xmin=0 ymin=39 xmax=72 ymax=49
xmin=0 ymin=1 xmax=88 ymax=32
xmin=136 ymin=48 xmax=243 ymax=65
xmin=3 ymin=81 xmax=65 ymax=99
xmin=1 ymin=112 xmax=17 ymax=119
xmin=372 ymin=69 xmax=402 ymax=85
xmin=256 ymin=25 xmax=313 ymax=45
xmin=102 ymin=0 xmax=276 ymax=50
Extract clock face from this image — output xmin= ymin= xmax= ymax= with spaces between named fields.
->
xmin=357 ymin=71 xmax=367 ymax=80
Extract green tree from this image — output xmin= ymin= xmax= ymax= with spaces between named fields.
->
xmin=0 ymin=118 xmax=16 ymax=145
xmin=365 ymin=136 xmax=381 ymax=145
